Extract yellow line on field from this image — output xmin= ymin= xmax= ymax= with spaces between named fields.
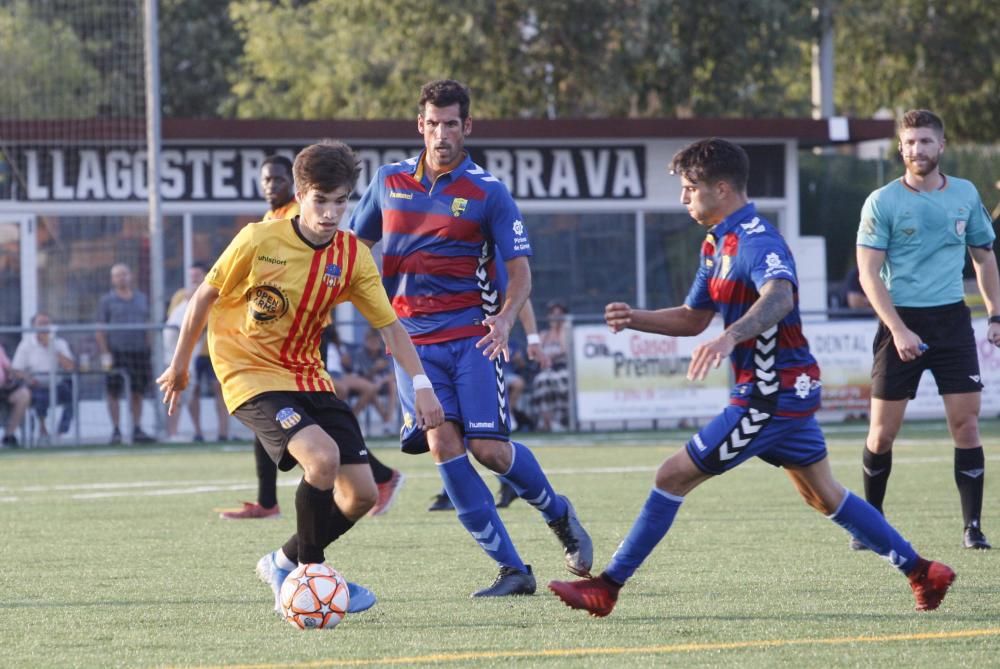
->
xmin=181 ymin=627 xmax=1000 ymax=669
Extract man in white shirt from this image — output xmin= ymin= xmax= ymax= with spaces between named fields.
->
xmin=12 ymin=313 xmax=75 ymax=442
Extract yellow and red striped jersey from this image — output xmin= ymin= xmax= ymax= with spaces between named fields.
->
xmin=205 ymin=217 xmax=397 ymax=412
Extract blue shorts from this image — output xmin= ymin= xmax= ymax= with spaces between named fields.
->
xmin=686 ymin=405 xmax=828 ymax=476
xmin=394 ymin=337 xmax=511 ymax=454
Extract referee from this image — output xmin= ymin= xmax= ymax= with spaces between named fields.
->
xmin=856 ymin=109 xmax=1000 ymax=550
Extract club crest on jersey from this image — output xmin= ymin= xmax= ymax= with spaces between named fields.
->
xmin=451 ymin=197 xmax=468 ymax=217
xmin=955 ymin=220 xmax=967 ymax=236
xmin=323 ymin=263 xmax=341 ymax=288
xmin=276 ymin=407 xmax=302 ymax=430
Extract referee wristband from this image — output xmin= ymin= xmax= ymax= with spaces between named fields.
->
xmin=413 ymin=374 xmax=433 ymax=391
xmin=527 ymin=333 xmax=541 ymax=346
xmin=990 ymin=316 xmax=1000 ymax=325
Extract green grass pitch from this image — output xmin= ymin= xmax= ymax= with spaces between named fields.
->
xmin=1 ymin=420 xmax=998 ymax=668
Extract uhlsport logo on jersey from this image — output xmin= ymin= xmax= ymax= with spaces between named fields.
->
xmin=246 ymin=283 xmax=289 ymax=323
xmin=451 ymin=197 xmax=468 ymax=217
xmin=276 ymin=407 xmax=302 ymax=430
xmin=322 ymin=263 xmax=341 ymax=288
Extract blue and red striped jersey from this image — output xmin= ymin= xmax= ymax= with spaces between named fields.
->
xmin=684 ymin=203 xmax=822 ymax=416
xmin=349 ymin=152 xmax=531 ymax=344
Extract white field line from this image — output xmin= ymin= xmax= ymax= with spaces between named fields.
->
xmin=2 ymin=454 xmax=999 ymax=503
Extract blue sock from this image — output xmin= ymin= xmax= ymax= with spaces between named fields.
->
xmin=438 ymin=454 xmax=525 ymax=572
xmin=498 ymin=441 xmax=567 ymax=523
xmin=604 ymin=488 xmax=683 ymax=585
xmin=830 ymin=491 xmax=919 ymax=574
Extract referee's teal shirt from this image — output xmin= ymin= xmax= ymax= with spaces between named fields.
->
xmin=857 ymin=175 xmax=994 ymax=308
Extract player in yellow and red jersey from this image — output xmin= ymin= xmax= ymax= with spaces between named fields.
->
xmin=218 ymin=154 xmax=406 ymax=521
xmin=158 ymin=141 xmax=443 ymax=616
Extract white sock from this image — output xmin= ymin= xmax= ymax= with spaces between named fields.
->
xmin=275 ymin=549 xmax=296 ymax=571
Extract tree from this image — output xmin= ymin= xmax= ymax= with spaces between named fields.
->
xmin=0 ymin=2 xmax=104 ymax=119
xmin=834 ymin=0 xmax=999 ymax=142
xmin=160 ymin=0 xmax=243 ymax=118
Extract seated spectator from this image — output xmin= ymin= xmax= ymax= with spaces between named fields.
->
xmin=0 ymin=342 xmax=30 ymax=447
xmin=352 ymin=327 xmax=398 ymax=431
xmin=11 ymin=313 xmax=75 ymax=443
xmin=842 ymin=266 xmax=874 ymax=316
xmin=531 ymin=300 xmax=571 ymax=432
xmin=504 ymin=338 xmax=533 ymax=432
xmin=320 ymin=324 xmax=381 ymax=420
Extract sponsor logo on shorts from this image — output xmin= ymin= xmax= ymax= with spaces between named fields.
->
xmin=359 ymin=449 xmax=367 ymax=456
xmin=276 ymin=407 xmax=301 ymax=430
xmin=469 ymin=421 xmax=496 ymax=429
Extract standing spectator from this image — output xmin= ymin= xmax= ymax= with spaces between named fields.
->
xmin=12 ymin=313 xmax=75 ymax=443
xmin=855 ymin=109 xmax=999 ymax=551
xmin=163 ymin=264 xmax=211 ymax=442
xmin=0 ymin=342 xmax=30 ymax=447
xmin=96 ymin=263 xmax=156 ymax=444
xmin=531 ymin=300 xmax=572 ymax=432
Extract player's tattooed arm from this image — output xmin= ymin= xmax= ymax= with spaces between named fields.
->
xmin=687 ymin=279 xmax=793 ymax=382
xmin=724 ymin=279 xmax=794 ymax=343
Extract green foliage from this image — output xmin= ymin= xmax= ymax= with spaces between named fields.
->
xmin=834 ymin=0 xmax=1000 ymax=142
xmin=160 ymin=0 xmax=242 ymax=117
xmin=0 ymin=1 xmax=102 ymax=118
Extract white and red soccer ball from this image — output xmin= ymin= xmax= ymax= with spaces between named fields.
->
xmin=279 ymin=563 xmax=350 ymax=630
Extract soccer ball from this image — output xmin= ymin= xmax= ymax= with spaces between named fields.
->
xmin=279 ymin=563 xmax=350 ymax=630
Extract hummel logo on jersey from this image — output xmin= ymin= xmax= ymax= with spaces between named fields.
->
xmin=389 ymin=190 xmax=413 ymax=199
xmin=970 ymin=375 xmax=981 ymax=383
xmin=741 ymin=217 xmax=765 ymax=234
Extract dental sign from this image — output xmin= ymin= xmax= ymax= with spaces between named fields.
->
xmin=1 ymin=144 xmax=645 ymax=202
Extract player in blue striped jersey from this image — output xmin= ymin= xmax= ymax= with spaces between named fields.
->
xmin=549 ymin=138 xmax=954 ymax=617
xmin=350 ymin=79 xmax=591 ymax=597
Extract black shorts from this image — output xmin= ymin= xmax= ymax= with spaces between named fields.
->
xmin=232 ymin=391 xmax=368 ymax=472
xmin=107 ymin=349 xmax=153 ymax=395
xmin=871 ymin=301 xmax=983 ymax=400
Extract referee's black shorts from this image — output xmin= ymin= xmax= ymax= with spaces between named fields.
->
xmin=233 ymin=391 xmax=368 ymax=471
xmin=871 ymin=301 xmax=983 ymax=401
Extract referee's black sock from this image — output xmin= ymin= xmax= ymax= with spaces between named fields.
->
xmin=295 ymin=479 xmax=334 ymax=564
xmin=367 ymin=451 xmax=393 ymax=485
xmin=862 ymin=448 xmax=892 ymax=514
xmin=254 ymin=437 xmax=279 ymax=509
xmin=954 ymin=446 xmax=985 ymax=528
